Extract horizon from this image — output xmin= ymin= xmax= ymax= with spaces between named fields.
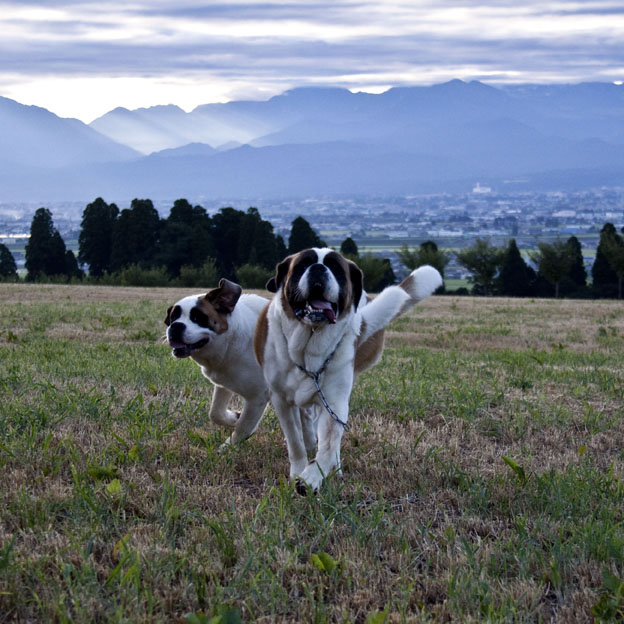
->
xmin=4 ymin=78 xmax=624 ymax=125
xmin=2 ymin=0 xmax=624 ymax=123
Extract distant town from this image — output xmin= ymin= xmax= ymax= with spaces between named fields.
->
xmin=1 ymin=185 xmax=623 ymax=281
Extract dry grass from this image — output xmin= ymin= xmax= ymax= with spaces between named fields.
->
xmin=0 ymin=283 xmax=199 ymax=304
xmin=0 ymin=283 xmax=623 ymax=623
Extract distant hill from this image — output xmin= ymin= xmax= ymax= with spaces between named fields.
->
xmin=0 ymin=96 xmax=140 ymax=169
xmin=2 ymin=81 xmax=624 ymax=201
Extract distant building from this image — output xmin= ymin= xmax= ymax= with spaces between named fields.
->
xmin=472 ymin=182 xmax=492 ymax=194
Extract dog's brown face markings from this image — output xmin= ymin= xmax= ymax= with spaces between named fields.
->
xmin=266 ymin=249 xmax=363 ymax=324
xmin=165 ymin=278 xmax=242 ymax=358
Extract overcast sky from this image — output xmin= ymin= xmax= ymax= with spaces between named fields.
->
xmin=2 ymin=0 xmax=624 ymax=123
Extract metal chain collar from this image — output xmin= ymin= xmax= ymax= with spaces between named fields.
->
xmin=296 ymin=335 xmax=350 ymax=432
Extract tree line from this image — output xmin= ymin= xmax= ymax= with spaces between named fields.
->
xmin=396 ymin=224 xmax=624 ymax=299
xmin=0 ymin=197 xmax=622 ymax=298
xmin=0 ymin=198 xmax=396 ymax=291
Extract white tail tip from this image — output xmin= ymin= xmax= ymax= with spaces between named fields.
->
xmin=401 ymin=265 xmax=443 ymax=301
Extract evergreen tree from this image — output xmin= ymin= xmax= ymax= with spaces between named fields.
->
xmin=239 ymin=208 xmax=282 ymax=270
xmin=601 ymin=226 xmax=624 ymax=299
xmin=592 ymin=223 xmax=620 ymax=298
xmin=65 ymin=250 xmax=83 ymax=280
xmin=566 ymin=236 xmax=587 ymax=288
xmin=340 ymin=237 xmax=359 ymax=257
xmin=212 ymin=207 xmax=250 ymax=279
xmin=288 ymin=216 xmax=325 ymax=254
xmin=592 ymin=223 xmax=624 ymax=297
xmin=496 ymin=239 xmax=536 ymax=297
xmin=530 ymin=240 xmax=574 ymax=298
xmin=110 ymin=199 xmax=160 ymax=271
xmin=25 ymin=208 xmax=68 ymax=280
xmin=455 ymin=238 xmax=504 ymax=296
xmin=559 ymin=236 xmax=587 ymax=297
xmin=78 ymin=197 xmax=119 ymax=277
xmin=0 ymin=243 xmax=18 ymax=280
xmin=212 ymin=207 xmax=283 ymax=279
xmin=157 ymin=199 xmax=214 ymax=277
xmin=397 ymin=240 xmax=450 ymax=277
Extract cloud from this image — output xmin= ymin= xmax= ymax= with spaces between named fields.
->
xmin=1 ymin=0 xmax=624 ymax=121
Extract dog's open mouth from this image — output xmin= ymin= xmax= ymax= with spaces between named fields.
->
xmin=168 ymin=338 xmax=210 ymax=358
xmin=296 ymin=298 xmax=337 ymax=324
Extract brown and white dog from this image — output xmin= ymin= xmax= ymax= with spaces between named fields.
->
xmin=254 ymin=248 xmax=442 ymax=492
xmin=165 ymin=279 xmax=270 ymax=446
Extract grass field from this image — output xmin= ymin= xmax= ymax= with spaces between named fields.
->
xmin=1 ymin=284 xmax=623 ymax=623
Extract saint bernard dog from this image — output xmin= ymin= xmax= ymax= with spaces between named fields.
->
xmin=165 ymin=279 xmax=270 ymax=446
xmin=254 ymin=248 xmax=442 ymax=492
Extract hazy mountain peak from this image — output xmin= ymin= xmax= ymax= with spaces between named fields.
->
xmin=150 ymin=142 xmax=217 ymax=158
xmin=0 ymin=95 xmax=139 ymax=170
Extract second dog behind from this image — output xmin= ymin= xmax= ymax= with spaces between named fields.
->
xmin=164 ymin=279 xmax=270 ymax=446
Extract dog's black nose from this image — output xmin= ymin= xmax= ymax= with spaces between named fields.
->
xmin=308 ymin=264 xmax=327 ymax=282
xmin=168 ymin=322 xmax=185 ymax=343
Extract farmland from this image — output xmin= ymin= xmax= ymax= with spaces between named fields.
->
xmin=0 ymin=283 xmax=623 ymax=622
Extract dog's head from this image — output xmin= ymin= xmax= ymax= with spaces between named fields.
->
xmin=164 ymin=278 xmax=242 ymax=358
xmin=266 ymin=248 xmax=363 ymax=327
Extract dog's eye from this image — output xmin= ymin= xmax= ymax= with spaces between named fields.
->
xmin=167 ymin=305 xmax=182 ymax=325
xmin=190 ymin=308 xmax=211 ymax=328
xmin=324 ymin=256 xmax=346 ymax=283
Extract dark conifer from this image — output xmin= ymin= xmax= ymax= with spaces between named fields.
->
xmin=592 ymin=223 xmax=620 ymax=298
xmin=340 ymin=237 xmax=359 ymax=257
xmin=0 ymin=243 xmax=18 ymax=280
xmin=78 ymin=197 xmax=119 ymax=277
xmin=110 ymin=199 xmax=160 ymax=271
xmin=157 ymin=199 xmax=214 ymax=277
xmin=288 ymin=216 xmax=325 ymax=254
xmin=496 ymin=239 xmax=536 ymax=297
xmin=558 ymin=236 xmax=588 ymax=297
xmin=25 ymin=208 xmax=68 ymax=280
xmin=566 ymin=236 xmax=587 ymax=288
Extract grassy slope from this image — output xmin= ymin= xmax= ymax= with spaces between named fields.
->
xmin=0 ymin=284 xmax=623 ymax=623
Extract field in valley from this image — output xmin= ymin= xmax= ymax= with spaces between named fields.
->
xmin=0 ymin=283 xmax=623 ymax=622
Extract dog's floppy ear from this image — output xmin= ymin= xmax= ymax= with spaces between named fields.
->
xmin=164 ymin=306 xmax=173 ymax=326
xmin=347 ymin=259 xmax=363 ymax=309
xmin=205 ymin=278 xmax=242 ymax=314
xmin=266 ymin=255 xmax=293 ymax=293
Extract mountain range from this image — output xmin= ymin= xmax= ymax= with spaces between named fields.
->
xmin=1 ymin=80 xmax=624 ymax=202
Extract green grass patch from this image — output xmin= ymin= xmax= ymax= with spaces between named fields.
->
xmin=0 ymin=285 xmax=623 ymax=622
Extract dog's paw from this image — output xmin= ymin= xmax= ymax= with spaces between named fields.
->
xmin=296 ymin=461 xmax=324 ymax=494
xmin=295 ymin=478 xmax=314 ymax=496
xmin=211 ymin=409 xmax=240 ymax=429
xmin=218 ymin=437 xmax=234 ymax=452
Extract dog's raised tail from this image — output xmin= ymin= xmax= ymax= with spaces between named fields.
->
xmin=359 ymin=265 xmax=442 ymax=344
xmin=399 ymin=265 xmax=443 ymax=304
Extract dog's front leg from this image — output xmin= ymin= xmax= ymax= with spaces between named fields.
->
xmin=225 ymin=394 xmax=269 ymax=446
xmin=298 ymin=400 xmax=348 ymax=491
xmin=271 ymin=394 xmax=308 ymax=479
xmin=209 ymin=385 xmax=239 ymax=428
xmin=300 ymin=408 xmax=318 ymax=456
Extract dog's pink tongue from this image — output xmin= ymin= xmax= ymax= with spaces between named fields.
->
xmin=168 ymin=340 xmax=187 ymax=349
xmin=310 ymin=300 xmax=336 ymax=324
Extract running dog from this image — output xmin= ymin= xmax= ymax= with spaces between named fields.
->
xmin=165 ymin=279 xmax=270 ymax=446
xmin=254 ymin=248 xmax=442 ymax=491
